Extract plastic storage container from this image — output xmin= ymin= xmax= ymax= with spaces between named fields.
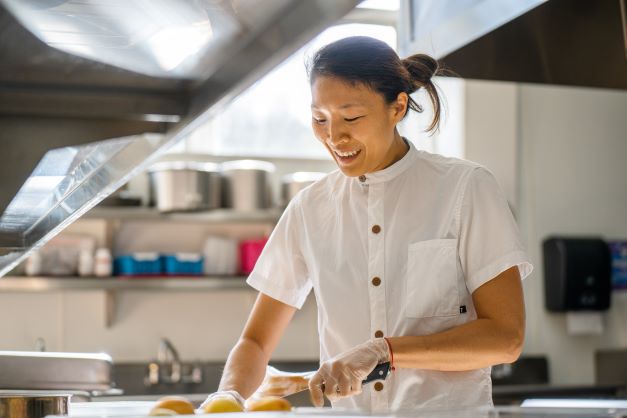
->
xmin=114 ymin=253 xmax=162 ymax=276
xmin=161 ymin=253 xmax=204 ymax=276
xmin=239 ymin=238 xmax=268 ymax=275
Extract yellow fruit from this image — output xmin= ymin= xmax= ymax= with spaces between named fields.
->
xmin=150 ymin=396 xmax=195 ymax=415
xmin=246 ymin=397 xmax=292 ymax=412
xmin=148 ymin=408 xmax=178 ymax=416
xmin=202 ymin=396 xmax=244 ymax=413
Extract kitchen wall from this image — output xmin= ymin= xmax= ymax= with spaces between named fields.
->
xmin=465 ymin=79 xmax=627 ymax=385
xmin=1 ymin=80 xmax=626 ymax=387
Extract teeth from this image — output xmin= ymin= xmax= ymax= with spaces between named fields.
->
xmin=336 ymin=149 xmax=359 ymax=157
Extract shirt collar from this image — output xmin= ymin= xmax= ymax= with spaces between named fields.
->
xmin=355 ymin=138 xmax=417 ymax=185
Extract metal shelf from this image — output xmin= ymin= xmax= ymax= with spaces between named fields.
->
xmin=0 ymin=276 xmax=251 ymax=292
xmin=84 ymin=207 xmax=282 ymax=223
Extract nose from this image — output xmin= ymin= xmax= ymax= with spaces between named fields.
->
xmin=325 ymin=120 xmax=348 ymax=147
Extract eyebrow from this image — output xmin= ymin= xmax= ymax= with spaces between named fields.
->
xmin=310 ymin=103 xmax=365 ymax=110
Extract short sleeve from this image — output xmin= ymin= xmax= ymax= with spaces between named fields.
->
xmin=246 ymin=195 xmax=312 ymax=309
xmin=458 ymin=167 xmax=533 ymax=294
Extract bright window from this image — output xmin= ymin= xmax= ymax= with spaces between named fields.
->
xmin=184 ymin=24 xmax=396 ymax=158
xmin=183 ymin=21 xmax=464 ymax=159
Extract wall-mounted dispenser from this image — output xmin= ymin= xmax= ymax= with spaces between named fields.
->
xmin=543 ymin=237 xmax=612 ymax=312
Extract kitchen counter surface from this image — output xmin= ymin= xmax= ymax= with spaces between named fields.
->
xmin=65 ymin=400 xmax=627 ymax=418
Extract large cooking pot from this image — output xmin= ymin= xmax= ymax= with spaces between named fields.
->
xmin=280 ymin=172 xmax=326 ymax=207
xmin=148 ymin=162 xmax=221 ymax=212
xmin=0 ymin=394 xmax=70 ymax=418
xmin=221 ymin=160 xmax=275 ymax=211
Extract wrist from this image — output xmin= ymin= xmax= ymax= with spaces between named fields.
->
xmin=383 ymin=337 xmax=396 ymax=371
xmin=370 ymin=337 xmax=391 ymax=364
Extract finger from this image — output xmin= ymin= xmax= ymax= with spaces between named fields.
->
xmin=308 ymin=372 xmax=325 ymax=408
xmin=322 ymin=374 xmax=339 ymax=402
xmin=336 ymin=372 xmax=352 ymax=398
xmin=350 ymin=374 xmax=363 ymax=396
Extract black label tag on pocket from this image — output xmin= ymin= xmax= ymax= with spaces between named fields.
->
xmin=459 ymin=305 xmax=467 ymax=314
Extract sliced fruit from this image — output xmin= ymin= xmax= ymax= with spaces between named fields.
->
xmin=150 ymin=396 xmax=195 ymax=415
xmin=246 ymin=396 xmax=292 ymax=412
xmin=202 ymin=396 xmax=244 ymax=413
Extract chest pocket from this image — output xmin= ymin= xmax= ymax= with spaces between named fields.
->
xmin=406 ymin=238 xmax=460 ymax=318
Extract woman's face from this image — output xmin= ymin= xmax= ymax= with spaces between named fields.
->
xmin=310 ymin=75 xmax=408 ymax=177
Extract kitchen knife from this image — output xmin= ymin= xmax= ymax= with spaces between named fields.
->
xmin=256 ymin=362 xmax=391 ymax=398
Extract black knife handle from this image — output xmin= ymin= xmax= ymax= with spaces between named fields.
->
xmin=318 ymin=362 xmax=391 ymax=393
xmin=362 ymin=362 xmax=391 ymax=384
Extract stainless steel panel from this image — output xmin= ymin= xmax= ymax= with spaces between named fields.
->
xmin=398 ymin=0 xmax=546 ymax=58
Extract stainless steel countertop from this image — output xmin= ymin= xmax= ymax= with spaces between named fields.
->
xmin=64 ymin=399 xmax=627 ymax=418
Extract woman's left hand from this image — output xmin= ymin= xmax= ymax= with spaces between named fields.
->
xmin=308 ymin=338 xmax=390 ymax=407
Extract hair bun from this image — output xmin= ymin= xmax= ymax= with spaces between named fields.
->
xmin=402 ymin=54 xmax=439 ymax=86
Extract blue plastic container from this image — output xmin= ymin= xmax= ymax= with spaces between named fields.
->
xmin=161 ymin=253 xmax=204 ymax=276
xmin=114 ymin=253 xmax=162 ymax=276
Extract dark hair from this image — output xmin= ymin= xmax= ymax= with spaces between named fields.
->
xmin=307 ymin=36 xmax=445 ymax=133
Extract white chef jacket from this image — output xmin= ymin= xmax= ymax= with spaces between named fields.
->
xmin=247 ymin=139 xmax=533 ymax=412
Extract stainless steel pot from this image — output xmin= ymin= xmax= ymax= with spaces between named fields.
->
xmin=148 ymin=162 xmax=221 ymax=212
xmin=0 ymin=394 xmax=70 ymax=418
xmin=280 ymin=172 xmax=326 ymax=207
xmin=221 ymin=160 xmax=275 ymax=211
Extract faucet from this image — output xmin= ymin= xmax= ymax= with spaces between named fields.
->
xmin=157 ymin=338 xmax=182 ymax=383
xmin=145 ymin=338 xmax=202 ymax=386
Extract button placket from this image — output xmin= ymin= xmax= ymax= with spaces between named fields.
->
xmin=366 ymin=181 xmax=388 ymax=410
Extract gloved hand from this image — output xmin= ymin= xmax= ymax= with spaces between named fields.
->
xmin=308 ymin=338 xmax=390 ymax=407
xmin=198 ymin=390 xmax=245 ymax=413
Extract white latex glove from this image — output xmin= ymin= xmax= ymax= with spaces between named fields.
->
xmin=308 ymin=338 xmax=390 ymax=407
xmin=198 ymin=390 xmax=245 ymax=412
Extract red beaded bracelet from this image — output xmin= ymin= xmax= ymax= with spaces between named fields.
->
xmin=383 ymin=337 xmax=396 ymax=371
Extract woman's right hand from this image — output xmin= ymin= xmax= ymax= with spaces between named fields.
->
xmin=199 ymin=391 xmax=245 ymax=413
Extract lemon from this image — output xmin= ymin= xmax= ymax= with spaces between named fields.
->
xmin=149 ymin=396 xmax=195 ymax=415
xmin=148 ymin=408 xmax=178 ymax=416
xmin=202 ymin=396 xmax=244 ymax=413
xmin=246 ymin=397 xmax=292 ymax=412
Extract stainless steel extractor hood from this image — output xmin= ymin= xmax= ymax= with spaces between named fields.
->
xmin=0 ymin=0 xmax=361 ymax=276
xmin=400 ymin=0 xmax=627 ymax=90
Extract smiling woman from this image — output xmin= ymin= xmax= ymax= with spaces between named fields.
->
xmin=204 ymin=34 xmax=532 ymax=414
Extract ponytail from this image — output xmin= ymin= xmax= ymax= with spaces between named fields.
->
xmin=402 ymin=54 xmax=444 ymax=134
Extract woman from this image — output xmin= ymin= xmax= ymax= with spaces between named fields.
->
xmin=202 ymin=36 xmax=532 ymax=412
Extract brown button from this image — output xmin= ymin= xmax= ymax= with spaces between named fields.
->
xmin=371 ymin=225 xmax=381 ymax=234
xmin=374 ymin=382 xmax=384 ymax=391
xmin=358 ymin=175 xmax=367 ymax=182
xmin=372 ymin=277 xmax=381 ymax=286
xmin=374 ymin=330 xmax=384 ymax=338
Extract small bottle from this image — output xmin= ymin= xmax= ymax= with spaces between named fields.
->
xmin=94 ymin=248 xmax=112 ymax=277
xmin=78 ymin=248 xmax=94 ymax=277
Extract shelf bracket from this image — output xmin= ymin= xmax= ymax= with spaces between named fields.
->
xmin=105 ymin=290 xmax=117 ymax=328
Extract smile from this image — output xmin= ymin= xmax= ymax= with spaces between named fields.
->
xmin=334 ymin=149 xmax=361 ymax=158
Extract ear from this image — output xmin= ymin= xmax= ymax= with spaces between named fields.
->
xmin=390 ymin=92 xmax=409 ymax=123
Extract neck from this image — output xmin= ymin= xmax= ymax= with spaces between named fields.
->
xmin=381 ymin=130 xmax=409 ymax=170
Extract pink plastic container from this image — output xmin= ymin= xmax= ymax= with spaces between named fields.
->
xmin=239 ymin=238 xmax=268 ymax=274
